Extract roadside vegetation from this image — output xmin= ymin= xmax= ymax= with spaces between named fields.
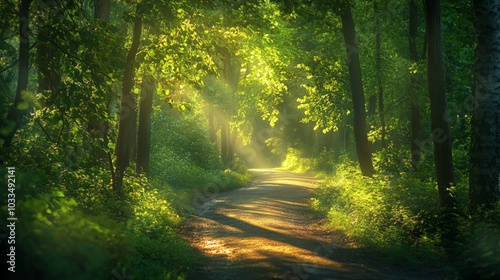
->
xmin=1 ymin=95 xmax=251 ymax=279
xmin=282 ymin=148 xmax=500 ymax=278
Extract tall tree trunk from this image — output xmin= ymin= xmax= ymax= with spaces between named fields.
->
xmin=94 ymin=0 xmax=110 ymax=22
xmin=208 ymin=105 xmax=217 ymax=145
xmin=221 ymin=118 xmax=228 ymax=165
xmin=409 ymin=0 xmax=422 ymax=169
xmin=469 ymin=0 xmax=500 ymax=214
xmin=1 ymin=0 xmax=33 ymax=158
xmin=221 ymin=52 xmax=239 ymax=166
xmin=425 ymin=0 xmax=456 ymax=208
xmin=114 ymin=16 xmax=142 ymax=195
xmin=136 ymin=75 xmax=154 ymax=175
xmin=374 ymin=0 xmax=386 ymax=148
xmin=36 ymin=2 xmax=61 ymax=106
xmin=421 ymin=0 xmax=428 ymax=60
xmin=227 ymin=127 xmax=234 ymax=164
xmin=340 ymin=4 xmax=375 ymax=177
xmin=410 ymin=104 xmax=422 ymax=168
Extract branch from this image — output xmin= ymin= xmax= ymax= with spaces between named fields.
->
xmin=35 ymin=118 xmax=54 ymax=143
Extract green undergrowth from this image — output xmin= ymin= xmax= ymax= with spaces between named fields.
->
xmin=283 ymin=148 xmax=500 ymax=278
xmin=1 ymin=165 xmax=250 ymax=280
xmin=311 ymin=158 xmax=448 ymax=267
xmin=1 ymin=106 xmax=252 ymax=279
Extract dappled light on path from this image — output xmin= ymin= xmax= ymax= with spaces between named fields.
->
xmin=181 ymin=169 xmax=433 ymax=280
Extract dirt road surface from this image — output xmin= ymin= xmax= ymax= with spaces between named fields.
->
xmin=181 ymin=169 xmax=444 ymax=280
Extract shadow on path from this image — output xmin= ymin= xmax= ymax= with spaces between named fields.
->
xmin=181 ymin=169 xmax=443 ymax=280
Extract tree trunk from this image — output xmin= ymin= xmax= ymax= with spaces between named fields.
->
xmin=227 ymin=127 xmax=234 ymax=164
xmin=340 ymin=4 xmax=375 ymax=177
xmin=421 ymin=0 xmax=428 ymax=60
xmin=208 ymin=105 xmax=217 ymax=145
xmin=221 ymin=119 xmax=228 ymax=166
xmin=425 ymin=0 xmax=456 ymax=208
xmin=1 ymin=0 xmax=33 ymax=157
xmin=36 ymin=7 xmax=61 ymax=106
xmin=410 ymin=104 xmax=422 ymax=168
xmin=136 ymin=75 xmax=154 ymax=175
xmin=94 ymin=0 xmax=110 ymax=22
xmin=114 ymin=16 xmax=142 ymax=195
xmin=469 ymin=0 xmax=500 ymax=214
xmin=374 ymin=0 xmax=386 ymax=148
xmin=409 ymin=0 xmax=422 ymax=169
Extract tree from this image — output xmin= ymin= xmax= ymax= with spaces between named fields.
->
xmin=114 ymin=15 xmax=142 ymax=194
xmin=374 ymin=0 xmax=385 ymax=148
xmin=0 ymin=0 xmax=33 ymax=159
xmin=425 ymin=0 xmax=456 ymax=208
xmin=136 ymin=75 xmax=154 ymax=174
xmin=469 ymin=0 xmax=500 ymax=214
xmin=409 ymin=0 xmax=422 ymax=169
xmin=340 ymin=3 xmax=375 ymax=177
xmin=94 ymin=0 xmax=110 ymax=22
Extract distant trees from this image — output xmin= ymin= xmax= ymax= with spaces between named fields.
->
xmin=469 ymin=0 xmax=500 ymax=213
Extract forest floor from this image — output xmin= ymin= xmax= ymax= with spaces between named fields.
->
xmin=180 ymin=168 xmax=445 ymax=280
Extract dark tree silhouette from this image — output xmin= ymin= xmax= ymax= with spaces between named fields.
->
xmin=469 ymin=0 xmax=500 ymax=213
xmin=340 ymin=3 xmax=375 ymax=177
xmin=425 ymin=0 xmax=456 ymax=208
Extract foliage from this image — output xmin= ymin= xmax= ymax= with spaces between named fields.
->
xmin=457 ymin=208 xmax=500 ymax=280
xmin=1 ymin=0 xmax=497 ymax=278
xmin=310 ymin=156 xmax=452 ymax=267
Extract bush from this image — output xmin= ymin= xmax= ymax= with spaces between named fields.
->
xmin=311 ymin=157 xmax=447 ymax=267
xmin=281 ymin=148 xmax=315 ymax=172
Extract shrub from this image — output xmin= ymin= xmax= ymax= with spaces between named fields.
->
xmin=311 ymin=158 xmax=446 ymax=267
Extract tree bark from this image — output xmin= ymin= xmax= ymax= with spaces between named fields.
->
xmin=221 ymin=118 xmax=228 ymax=166
xmin=136 ymin=75 xmax=154 ymax=175
xmin=94 ymin=0 xmax=110 ymax=22
xmin=374 ymin=0 xmax=386 ymax=148
xmin=227 ymin=127 xmax=234 ymax=164
xmin=114 ymin=16 xmax=142 ymax=194
xmin=1 ymin=0 xmax=33 ymax=157
xmin=421 ymin=0 xmax=428 ymax=60
xmin=340 ymin=4 xmax=375 ymax=177
xmin=208 ymin=105 xmax=217 ymax=145
xmin=425 ymin=0 xmax=456 ymax=208
xmin=469 ymin=0 xmax=500 ymax=214
xmin=36 ymin=4 xmax=61 ymax=106
xmin=409 ymin=0 xmax=422 ymax=169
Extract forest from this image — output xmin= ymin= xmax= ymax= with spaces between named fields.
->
xmin=0 ymin=0 xmax=499 ymax=279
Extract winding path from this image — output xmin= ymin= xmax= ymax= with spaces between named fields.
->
xmin=181 ymin=169 xmax=442 ymax=280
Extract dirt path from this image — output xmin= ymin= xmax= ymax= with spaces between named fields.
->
xmin=181 ymin=169 xmax=444 ymax=280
